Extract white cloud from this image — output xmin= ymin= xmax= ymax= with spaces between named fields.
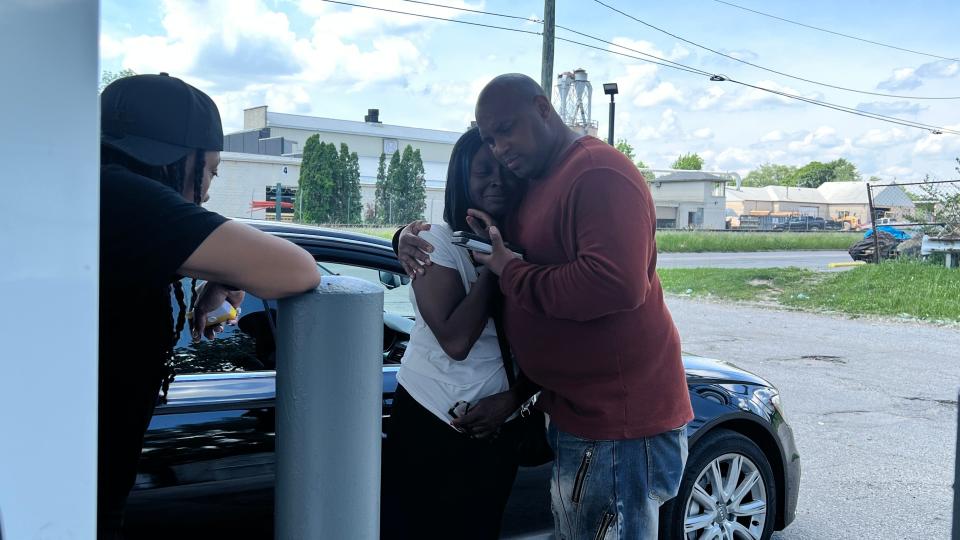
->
xmin=691 ymin=86 xmax=724 ymax=111
xmin=724 ymin=80 xmax=821 ymax=111
xmin=856 ymin=127 xmax=917 ymax=148
xmin=881 ymin=165 xmax=913 ymax=177
xmin=693 ymin=128 xmax=714 ymax=139
xmin=913 ymin=125 xmax=960 ymax=155
xmin=633 ymin=108 xmax=682 ymax=141
xmin=632 ymin=81 xmax=686 ymax=107
xmin=877 ymin=60 xmax=959 ymax=91
xmin=760 ymin=130 xmax=784 ymax=142
xmin=609 ymin=38 xmax=689 ymax=62
xmin=856 ymin=101 xmax=927 ymax=116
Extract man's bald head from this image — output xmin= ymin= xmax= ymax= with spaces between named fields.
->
xmin=476 ymin=73 xmax=546 ymax=113
xmin=475 ymin=73 xmax=567 ymax=179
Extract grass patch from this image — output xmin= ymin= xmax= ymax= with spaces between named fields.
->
xmin=346 ymin=227 xmax=396 ymax=240
xmin=783 ymin=259 xmax=960 ymax=322
xmin=656 ymin=231 xmax=861 ymax=253
xmin=660 ymin=260 xmax=960 ymax=322
xmin=658 ymin=267 xmax=820 ymax=302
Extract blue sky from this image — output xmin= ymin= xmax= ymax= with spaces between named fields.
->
xmin=100 ymin=0 xmax=960 ymax=180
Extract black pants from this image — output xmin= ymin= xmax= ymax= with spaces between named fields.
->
xmin=97 ymin=361 xmax=165 ymax=540
xmin=381 ymin=385 xmax=521 ymax=540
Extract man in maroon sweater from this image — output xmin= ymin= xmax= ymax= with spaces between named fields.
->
xmin=399 ymin=74 xmax=692 ymax=539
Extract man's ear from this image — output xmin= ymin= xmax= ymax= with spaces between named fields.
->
xmin=533 ymin=95 xmax=552 ymax=119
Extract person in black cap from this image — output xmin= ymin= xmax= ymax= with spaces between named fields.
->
xmin=98 ymin=73 xmax=320 ymax=539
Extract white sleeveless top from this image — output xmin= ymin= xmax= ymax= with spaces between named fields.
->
xmin=396 ymin=223 xmax=511 ymax=425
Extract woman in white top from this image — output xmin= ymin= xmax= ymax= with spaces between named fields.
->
xmin=381 ymin=127 xmax=528 ymax=540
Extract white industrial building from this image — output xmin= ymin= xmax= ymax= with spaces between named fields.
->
xmin=206 ymin=106 xmax=461 ymax=223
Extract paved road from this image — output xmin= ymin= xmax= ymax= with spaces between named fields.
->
xmin=667 ymin=296 xmax=959 ymax=540
xmin=658 ymin=250 xmax=855 ymax=271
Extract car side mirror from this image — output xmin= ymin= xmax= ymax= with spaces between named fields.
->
xmin=379 ymin=271 xmax=410 ymax=289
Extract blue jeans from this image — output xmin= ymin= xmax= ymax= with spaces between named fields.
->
xmin=548 ymin=423 xmax=688 ymax=540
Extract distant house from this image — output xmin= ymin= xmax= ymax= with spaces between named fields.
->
xmin=648 ymin=171 xmax=728 ymax=230
xmin=726 ymin=181 xmax=914 ymax=228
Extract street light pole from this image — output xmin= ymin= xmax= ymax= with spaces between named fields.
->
xmin=603 ymin=83 xmax=619 ymax=145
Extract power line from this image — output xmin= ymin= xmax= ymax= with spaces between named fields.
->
xmin=401 ymin=0 xmax=531 ymax=22
xmin=320 ymin=0 xmax=540 ymax=36
xmin=592 ymin=0 xmax=960 ymax=100
xmin=318 ymin=0 xmax=960 ymax=135
xmin=401 ymin=0 xmax=711 ymax=75
xmin=711 ymin=0 xmax=959 ymax=62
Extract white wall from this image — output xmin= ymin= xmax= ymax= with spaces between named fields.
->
xmin=0 ymin=1 xmax=99 ymax=538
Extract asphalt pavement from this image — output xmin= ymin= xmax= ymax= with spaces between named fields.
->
xmin=658 ymin=250 xmax=855 ymax=271
xmin=667 ymin=296 xmax=959 ymax=540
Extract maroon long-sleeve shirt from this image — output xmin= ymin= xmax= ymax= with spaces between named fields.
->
xmin=501 ymin=136 xmax=693 ymax=440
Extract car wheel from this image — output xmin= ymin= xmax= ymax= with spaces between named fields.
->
xmin=659 ymin=429 xmax=777 ymax=540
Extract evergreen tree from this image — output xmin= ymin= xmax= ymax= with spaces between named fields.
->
xmin=374 ymin=152 xmax=388 ymax=224
xmin=298 ymin=135 xmax=323 ymax=224
xmin=409 ymin=149 xmax=427 ymax=222
xmin=345 ymin=148 xmax=363 ymax=224
xmin=385 ymin=151 xmax=402 ymax=224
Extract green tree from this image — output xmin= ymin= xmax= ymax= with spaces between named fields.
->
xmin=374 ymin=152 xmax=389 ymax=224
xmin=298 ymin=135 xmax=324 ymax=224
xmin=345 ymin=149 xmax=363 ymax=224
xmin=615 ymin=139 xmax=636 ymax=161
xmin=672 ymin=152 xmax=704 ymax=170
xmin=616 ymin=139 xmax=655 ymax=179
xmin=790 ymin=161 xmax=834 ymax=188
xmin=99 ymin=68 xmax=137 ymax=92
xmin=787 ymin=159 xmax=861 ymax=188
xmin=743 ymin=163 xmax=798 ymax=187
xmin=635 ymin=159 xmax=656 ymax=181
xmin=408 ymin=149 xmax=428 ymax=222
xmin=827 ymin=158 xmax=861 ymax=183
xmin=384 ymin=151 xmax=403 ymax=223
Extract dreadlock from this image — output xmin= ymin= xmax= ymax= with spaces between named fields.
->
xmin=102 ymin=145 xmax=206 ymax=402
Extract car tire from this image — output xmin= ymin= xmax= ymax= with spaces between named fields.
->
xmin=659 ymin=429 xmax=778 ymax=540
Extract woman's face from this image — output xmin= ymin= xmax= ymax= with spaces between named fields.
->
xmin=181 ymin=151 xmax=221 ymax=205
xmin=468 ymin=145 xmax=518 ymax=218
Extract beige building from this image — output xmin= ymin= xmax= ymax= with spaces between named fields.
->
xmin=726 ymin=182 xmax=915 ymax=227
xmin=648 ymin=171 xmax=729 ymax=229
xmin=207 ymin=106 xmax=461 ymax=223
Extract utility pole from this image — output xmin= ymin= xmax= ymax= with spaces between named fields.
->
xmin=541 ymin=0 xmax=555 ymax=101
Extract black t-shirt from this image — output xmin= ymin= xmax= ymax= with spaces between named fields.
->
xmin=99 ymin=164 xmax=228 ymax=382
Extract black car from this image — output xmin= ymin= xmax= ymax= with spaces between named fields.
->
xmin=124 ymin=220 xmax=800 ymax=540
xmin=772 ymin=216 xmax=842 ymax=232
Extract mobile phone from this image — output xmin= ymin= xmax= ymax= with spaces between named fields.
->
xmin=450 ymin=231 xmax=525 ymax=258
xmin=448 ymin=400 xmax=471 ymax=419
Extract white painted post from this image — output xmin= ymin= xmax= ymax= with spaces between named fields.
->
xmin=275 ymin=277 xmax=384 ymax=540
xmin=0 ymin=1 xmax=99 ymax=538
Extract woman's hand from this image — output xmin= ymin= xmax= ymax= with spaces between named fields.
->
xmin=466 ymin=209 xmax=498 ymax=240
xmin=470 ymin=226 xmax=520 ymax=276
xmin=450 ymin=389 xmax=522 ymax=439
xmin=191 ymin=282 xmax=244 ymax=342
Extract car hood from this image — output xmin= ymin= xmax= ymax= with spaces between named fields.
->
xmin=682 ymin=354 xmax=771 ymax=387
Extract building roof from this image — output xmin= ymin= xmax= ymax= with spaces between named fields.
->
xmin=655 ymin=171 xmax=728 ymax=182
xmin=726 ymin=186 xmax=826 ymax=204
xmin=728 ymin=181 xmax=915 ymax=208
xmin=266 ymin=111 xmax=463 ymax=145
xmin=817 ymin=181 xmax=914 ymax=207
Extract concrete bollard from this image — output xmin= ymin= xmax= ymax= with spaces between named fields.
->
xmin=954 ymin=390 xmax=959 ymax=540
xmin=275 ymin=276 xmax=384 ymax=540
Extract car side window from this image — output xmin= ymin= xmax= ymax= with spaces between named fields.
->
xmin=168 ymin=262 xmax=412 ymax=375
xmin=320 ymin=262 xmax=414 ymax=318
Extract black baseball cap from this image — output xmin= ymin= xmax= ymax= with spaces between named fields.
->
xmin=101 ymin=73 xmax=223 ymax=166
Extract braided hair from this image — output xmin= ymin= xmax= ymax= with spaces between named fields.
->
xmin=101 ymin=146 xmax=207 ymax=399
